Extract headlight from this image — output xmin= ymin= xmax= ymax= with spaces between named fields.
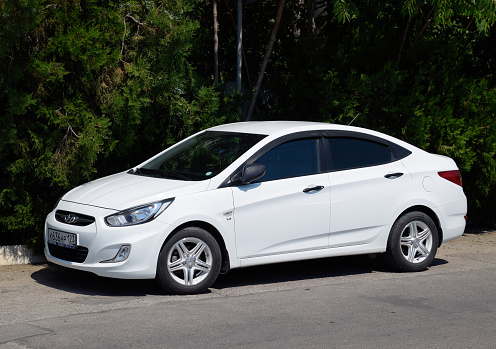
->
xmin=105 ymin=199 xmax=174 ymax=227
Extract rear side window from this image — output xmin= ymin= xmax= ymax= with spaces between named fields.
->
xmin=327 ymin=137 xmax=392 ymax=171
xmin=254 ymin=138 xmax=320 ymax=182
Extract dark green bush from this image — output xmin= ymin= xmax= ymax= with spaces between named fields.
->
xmin=1 ymin=0 xmax=495 ymax=249
xmin=0 ymin=0 xmax=239 ymax=247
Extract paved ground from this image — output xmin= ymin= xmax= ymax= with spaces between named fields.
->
xmin=1 ymin=229 xmax=495 ymax=348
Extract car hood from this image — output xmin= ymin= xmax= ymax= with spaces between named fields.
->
xmin=61 ymin=172 xmax=210 ymax=211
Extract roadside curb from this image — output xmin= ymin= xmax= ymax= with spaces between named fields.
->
xmin=0 ymin=245 xmax=46 ymax=266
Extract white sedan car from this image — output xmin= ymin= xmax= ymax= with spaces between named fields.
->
xmin=45 ymin=121 xmax=467 ymax=294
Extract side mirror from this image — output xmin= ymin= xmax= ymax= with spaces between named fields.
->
xmin=239 ymin=163 xmax=266 ymax=185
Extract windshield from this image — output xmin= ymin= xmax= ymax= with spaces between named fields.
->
xmin=134 ymin=131 xmax=266 ymax=181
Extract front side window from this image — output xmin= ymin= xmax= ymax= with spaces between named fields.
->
xmin=137 ymin=131 xmax=266 ymax=181
xmin=327 ymin=137 xmax=392 ymax=171
xmin=254 ymin=138 xmax=320 ymax=182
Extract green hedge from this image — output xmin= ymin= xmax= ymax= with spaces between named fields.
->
xmin=1 ymin=0 xmax=495 ymax=248
xmin=0 ymin=0 xmax=240 ymax=247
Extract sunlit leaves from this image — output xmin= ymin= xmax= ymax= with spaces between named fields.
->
xmin=400 ymin=0 xmax=496 ymax=30
xmin=332 ymin=0 xmax=359 ymax=23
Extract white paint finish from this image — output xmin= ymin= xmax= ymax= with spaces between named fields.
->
xmin=158 ymin=186 xmax=239 ymax=268
xmin=232 ymin=174 xmax=331 ymax=258
xmin=208 ymin=121 xmax=334 ymax=136
xmin=45 ymin=203 xmax=172 ymax=279
xmin=238 ymin=234 xmax=388 ymax=268
xmin=423 ymin=176 xmax=435 ymax=192
xmin=401 ymin=151 xmax=463 ymax=206
xmin=44 ymin=121 xmax=467 ymax=283
xmin=63 ymin=172 xmax=209 ymax=211
xmin=436 ymin=199 xmax=467 ymax=242
xmin=328 ymin=161 xmax=412 ymax=247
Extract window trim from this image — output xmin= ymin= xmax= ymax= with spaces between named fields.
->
xmin=323 ymin=131 xmax=411 ymax=172
xmin=219 ymin=129 xmax=412 ymax=187
xmin=251 ymin=137 xmax=322 ymax=183
xmin=219 ymin=131 xmax=325 ymax=188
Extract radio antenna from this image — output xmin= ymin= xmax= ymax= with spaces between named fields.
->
xmin=348 ymin=113 xmax=360 ymax=126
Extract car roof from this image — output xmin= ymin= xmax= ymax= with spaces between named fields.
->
xmin=209 ymin=121 xmax=344 ymax=136
xmin=207 ymin=121 xmax=419 ymax=152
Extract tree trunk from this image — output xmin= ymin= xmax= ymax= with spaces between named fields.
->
xmin=397 ymin=15 xmax=411 ymax=66
xmin=307 ymin=0 xmax=315 ymax=36
xmin=213 ymin=0 xmax=219 ymax=84
xmin=245 ymin=0 xmax=286 ymax=121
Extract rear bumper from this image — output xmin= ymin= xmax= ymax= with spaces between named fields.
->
xmin=437 ymin=196 xmax=467 ymax=243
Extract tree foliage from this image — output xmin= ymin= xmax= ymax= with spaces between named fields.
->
xmin=0 ymin=0 xmax=239 ymax=246
xmin=1 ymin=0 xmax=495 ymax=247
xmin=203 ymin=0 xmax=496 ymax=224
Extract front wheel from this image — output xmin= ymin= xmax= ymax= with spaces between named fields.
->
xmin=156 ymin=227 xmax=221 ymax=295
xmin=385 ymin=211 xmax=439 ymax=272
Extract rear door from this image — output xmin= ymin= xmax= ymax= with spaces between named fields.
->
xmin=325 ymin=135 xmax=412 ymax=247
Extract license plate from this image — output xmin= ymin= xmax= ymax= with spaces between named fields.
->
xmin=48 ymin=229 xmax=77 ymax=249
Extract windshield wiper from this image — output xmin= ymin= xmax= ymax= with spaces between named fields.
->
xmin=132 ymin=168 xmax=191 ymax=181
xmin=161 ymin=171 xmax=191 ymax=181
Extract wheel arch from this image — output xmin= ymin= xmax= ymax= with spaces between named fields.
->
xmin=160 ymin=220 xmax=230 ymax=274
xmin=396 ymin=205 xmax=443 ymax=247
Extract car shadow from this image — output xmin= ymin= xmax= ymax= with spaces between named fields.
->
xmin=30 ymin=263 xmax=164 ymax=297
xmin=212 ymin=254 xmax=446 ymax=290
xmin=430 ymin=258 xmax=448 ymax=267
xmin=30 ymin=255 xmax=450 ymax=297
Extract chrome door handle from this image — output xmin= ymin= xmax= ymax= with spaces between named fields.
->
xmin=303 ymin=185 xmax=324 ymax=193
xmin=384 ymin=172 xmax=404 ymax=179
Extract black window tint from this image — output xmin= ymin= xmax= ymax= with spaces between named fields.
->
xmin=328 ymin=138 xmax=392 ymax=171
xmin=389 ymin=141 xmax=412 ymax=160
xmin=254 ymin=138 xmax=320 ymax=182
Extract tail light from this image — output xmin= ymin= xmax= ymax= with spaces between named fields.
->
xmin=438 ymin=170 xmax=463 ymax=187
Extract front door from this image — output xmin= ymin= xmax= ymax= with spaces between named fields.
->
xmin=232 ymin=138 xmax=331 ymax=259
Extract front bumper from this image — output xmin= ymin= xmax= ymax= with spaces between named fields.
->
xmin=45 ymin=201 xmax=174 ymax=279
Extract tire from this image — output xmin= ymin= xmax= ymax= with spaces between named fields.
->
xmin=385 ymin=211 xmax=439 ymax=272
xmin=156 ymin=227 xmax=221 ymax=295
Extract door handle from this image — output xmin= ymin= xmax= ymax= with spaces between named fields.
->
xmin=384 ymin=172 xmax=404 ymax=179
xmin=303 ymin=185 xmax=324 ymax=193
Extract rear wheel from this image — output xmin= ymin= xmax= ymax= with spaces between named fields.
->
xmin=156 ymin=227 xmax=221 ymax=294
xmin=385 ymin=211 xmax=439 ymax=272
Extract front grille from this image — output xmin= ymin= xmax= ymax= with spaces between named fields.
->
xmin=55 ymin=210 xmax=95 ymax=226
xmin=48 ymin=243 xmax=89 ymax=263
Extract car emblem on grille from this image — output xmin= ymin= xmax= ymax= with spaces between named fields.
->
xmin=64 ymin=214 xmax=78 ymax=224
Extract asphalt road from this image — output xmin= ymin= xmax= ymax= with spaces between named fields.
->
xmin=1 ymin=230 xmax=496 ymax=349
